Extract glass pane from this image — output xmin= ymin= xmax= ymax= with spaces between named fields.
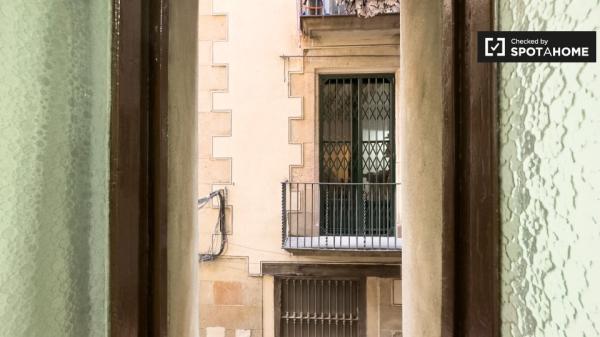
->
xmin=321 ymin=78 xmax=353 ymax=183
xmin=360 ymin=77 xmax=393 ymax=184
xmin=0 ymin=1 xmax=112 ymax=336
xmin=498 ymin=1 xmax=600 ymax=336
xmin=318 ymin=76 xmax=396 ymax=237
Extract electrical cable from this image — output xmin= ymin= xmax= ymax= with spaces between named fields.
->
xmin=198 ymin=189 xmax=227 ymax=262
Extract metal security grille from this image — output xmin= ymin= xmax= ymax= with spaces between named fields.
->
xmin=319 ymin=75 xmax=395 ymax=236
xmin=278 ymin=277 xmax=364 ymax=337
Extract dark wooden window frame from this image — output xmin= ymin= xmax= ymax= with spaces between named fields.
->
xmin=318 ymin=73 xmax=396 ymax=185
xmin=109 ymin=0 xmax=169 ymax=336
xmin=442 ymin=0 xmax=500 ymax=337
xmin=318 ymin=74 xmax=397 ymax=237
xmin=107 ymin=0 xmax=499 ymax=334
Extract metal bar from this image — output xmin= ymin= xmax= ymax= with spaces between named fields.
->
xmin=292 ymin=279 xmax=296 ymax=337
xmin=332 ymin=185 xmax=336 ymax=249
xmin=304 ymin=279 xmax=307 ymax=334
xmin=342 ymin=280 xmax=346 ymax=335
xmin=334 ymin=280 xmax=339 ymax=337
xmin=328 ymin=280 xmax=331 ymax=337
xmin=378 ymin=185 xmax=382 ymax=247
xmin=369 ymin=183 xmax=373 ymax=245
xmin=296 ymin=183 xmax=300 ymax=248
xmin=310 ymin=183 xmax=314 ymax=248
xmin=314 ymin=279 xmax=317 ymax=335
xmin=355 ymin=184 xmax=359 ymax=246
xmin=366 ymin=78 xmax=372 ymax=244
xmin=282 ymin=182 xmax=287 ymax=248
xmin=311 ymin=279 xmax=314 ymax=335
xmin=284 ymin=181 xmax=401 ymax=185
xmin=333 ymin=78 xmax=345 ymax=244
xmin=389 ymin=76 xmax=397 ymax=248
xmin=349 ymin=280 xmax=353 ymax=337
xmin=300 ymin=279 xmax=303 ymax=337
xmin=357 ymin=78 xmax=364 ymax=250
xmin=303 ymin=183 xmax=307 ymax=248
xmin=394 ymin=185 xmax=398 ymax=249
xmin=378 ymin=78 xmax=384 ymax=245
xmin=339 ymin=184 xmax=343 ymax=248
xmin=362 ymin=188 xmax=367 ymax=249
xmin=321 ymin=279 xmax=325 ymax=337
xmin=287 ymin=279 xmax=291 ymax=337
xmin=289 ymin=182 xmax=293 ymax=249
xmin=350 ymin=78 xmax=354 ymax=184
xmin=355 ymin=280 xmax=360 ymax=336
xmin=385 ymin=185 xmax=390 ymax=246
xmin=325 ymin=186 xmax=329 ymax=249
xmin=347 ymin=185 xmax=351 ymax=247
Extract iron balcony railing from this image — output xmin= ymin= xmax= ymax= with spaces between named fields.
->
xmin=281 ymin=182 xmax=401 ymax=251
xmin=300 ymin=0 xmax=400 ymax=17
xmin=301 ymin=0 xmax=351 ymax=16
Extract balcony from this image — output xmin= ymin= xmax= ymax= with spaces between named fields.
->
xmin=301 ymin=0 xmax=351 ymax=16
xmin=300 ymin=0 xmax=400 ymax=17
xmin=298 ymin=1 xmax=400 ymax=47
xmin=281 ymin=182 xmax=402 ymax=251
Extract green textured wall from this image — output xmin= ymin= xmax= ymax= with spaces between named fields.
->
xmin=0 ymin=1 xmax=111 ymax=337
xmin=498 ymin=1 xmax=600 ymax=336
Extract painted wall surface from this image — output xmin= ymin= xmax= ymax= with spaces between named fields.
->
xmin=498 ymin=1 xmax=600 ymax=336
xmin=197 ymin=0 xmax=401 ymax=335
xmin=399 ymin=0 xmax=443 ymax=336
xmin=168 ymin=0 xmax=199 ymax=336
xmin=0 ymin=1 xmax=111 ymax=337
xmin=198 ymin=0 xmax=400 ymax=273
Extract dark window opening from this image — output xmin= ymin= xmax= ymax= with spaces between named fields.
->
xmin=319 ymin=74 xmax=396 ymax=236
xmin=277 ymin=276 xmax=365 ymax=337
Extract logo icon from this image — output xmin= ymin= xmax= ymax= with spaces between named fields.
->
xmin=484 ymin=37 xmax=505 ymax=57
xmin=478 ymin=32 xmax=596 ymax=63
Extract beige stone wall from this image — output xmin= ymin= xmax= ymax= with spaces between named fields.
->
xmin=379 ymin=278 xmax=402 ymax=337
xmin=367 ymin=278 xmax=403 ymax=337
xmin=198 ymin=0 xmax=232 ymax=249
xmin=200 ymin=258 xmax=262 ymax=337
xmin=198 ymin=0 xmax=401 ymax=271
xmin=200 ymin=258 xmax=403 ymax=337
xmin=399 ymin=0 xmax=444 ymax=336
xmin=168 ymin=0 xmax=199 ymax=336
xmin=197 ymin=0 xmax=402 ymax=335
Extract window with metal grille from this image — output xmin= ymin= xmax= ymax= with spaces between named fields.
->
xmin=319 ymin=74 xmax=395 ymax=236
xmin=276 ymin=277 xmax=365 ymax=337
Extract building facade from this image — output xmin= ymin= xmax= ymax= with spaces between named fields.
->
xmin=1 ymin=0 xmax=598 ymax=336
xmin=197 ymin=1 xmax=402 ymax=336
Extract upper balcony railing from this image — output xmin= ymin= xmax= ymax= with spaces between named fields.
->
xmin=300 ymin=0 xmax=400 ymax=17
xmin=282 ymin=182 xmax=401 ymax=251
xmin=301 ymin=0 xmax=351 ymax=16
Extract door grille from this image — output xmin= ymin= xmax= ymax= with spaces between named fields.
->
xmin=319 ymin=75 xmax=395 ymax=236
xmin=278 ymin=277 xmax=364 ymax=337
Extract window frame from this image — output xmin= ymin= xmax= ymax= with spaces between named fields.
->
xmin=316 ymin=73 xmax=398 ymax=238
xmin=441 ymin=0 xmax=500 ymax=336
xmin=275 ymin=276 xmax=367 ymax=337
xmin=318 ymin=73 xmax=396 ymax=185
xmin=266 ymin=263 xmax=400 ymax=337
xmin=109 ymin=0 xmax=172 ymax=336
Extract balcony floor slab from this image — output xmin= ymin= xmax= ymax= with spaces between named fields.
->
xmin=283 ymin=236 xmax=402 ymax=251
